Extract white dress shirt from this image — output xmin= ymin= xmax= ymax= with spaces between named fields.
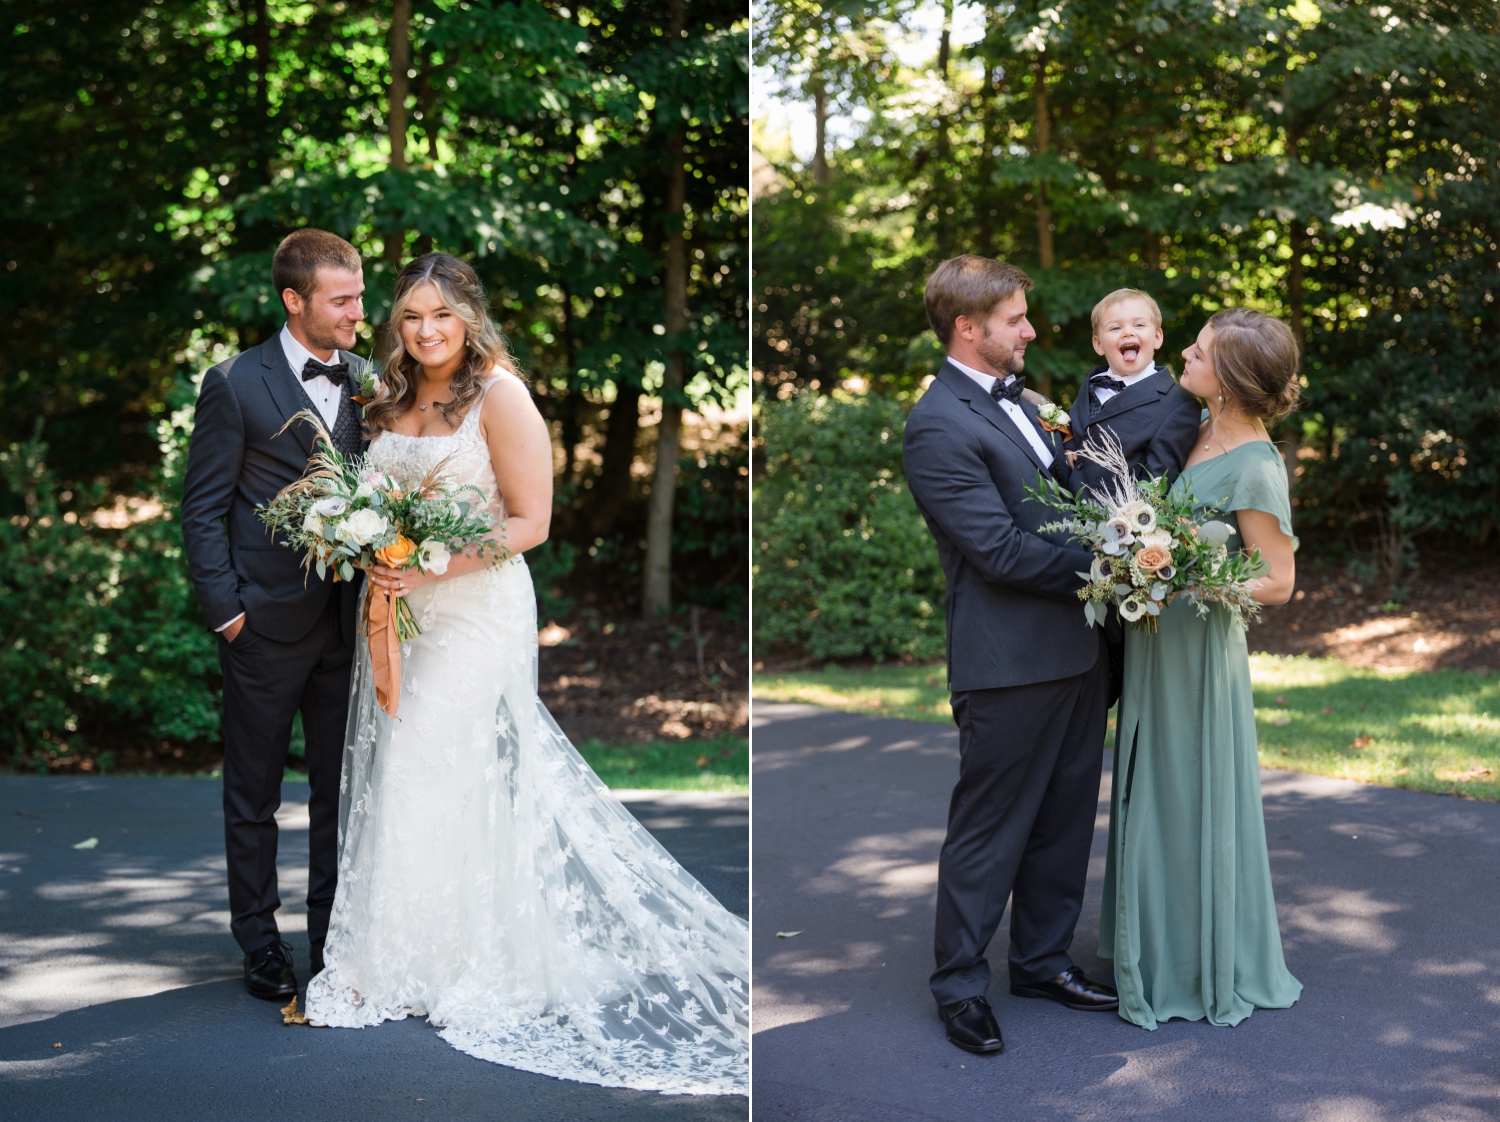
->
xmin=216 ymin=327 xmax=348 ymax=634
xmin=1090 ymin=364 xmax=1157 ymax=407
xmin=948 ymin=357 xmax=1055 ymax=466
xmin=278 ymin=324 xmax=346 ymax=430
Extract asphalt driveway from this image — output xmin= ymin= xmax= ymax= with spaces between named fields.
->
xmin=0 ymin=777 xmax=747 ymax=1122
xmin=752 ymin=701 xmax=1500 ymax=1122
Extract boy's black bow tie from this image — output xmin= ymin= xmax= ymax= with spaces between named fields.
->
xmin=990 ymin=376 xmax=1026 ymax=405
xmin=1089 ymin=372 xmax=1127 ymax=400
xmin=302 ymin=357 xmax=349 ymax=386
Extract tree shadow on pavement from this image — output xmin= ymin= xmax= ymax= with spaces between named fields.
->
xmin=751 ymin=702 xmax=1500 ymax=1122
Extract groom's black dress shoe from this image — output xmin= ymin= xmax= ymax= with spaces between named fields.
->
xmin=244 ymin=940 xmax=297 ymax=1001
xmin=939 ymin=996 xmax=1004 ymax=1055
xmin=1010 ymin=966 xmax=1118 ymax=1011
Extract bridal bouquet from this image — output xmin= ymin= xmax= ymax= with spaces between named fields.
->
xmin=1028 ymin=431 xmax=1267 ymax=632
xmin=257 ymin=410 xmax=507 ymax=714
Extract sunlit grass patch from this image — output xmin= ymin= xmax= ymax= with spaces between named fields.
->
xmin=754 ymin=664 xmax=954 ymax=724
xmin=575 ymin=736 xmax=748 ymax=793
xmin=755 ymin=655 xmax=1500 ymax=802
xmin=1249 ymin=654 xmax=1500 ymax=800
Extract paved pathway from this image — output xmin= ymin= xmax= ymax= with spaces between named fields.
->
xmin=752 ymin=702 xmax=1500 ymax=1122
xmin=0 ymin=777 xmax=747 ymax=1121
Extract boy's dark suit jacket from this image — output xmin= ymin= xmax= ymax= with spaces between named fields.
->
xmin=1066 ymin=363 xmax=1201 ymax=501
xmin=1065 ymin=363 xmax=1201 ymax=705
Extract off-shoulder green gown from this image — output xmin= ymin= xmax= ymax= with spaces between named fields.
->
xmin=1099 ymin=440 xmax=1303 ymax=1030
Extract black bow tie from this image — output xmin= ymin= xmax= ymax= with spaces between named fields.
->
xmin=1089 ymin=373 xmax=1127 ymax=402
xmin=990 ymin=375 xmax=1026 ymax=405
xmin=302 ymin=357 xmax=349 ymax=387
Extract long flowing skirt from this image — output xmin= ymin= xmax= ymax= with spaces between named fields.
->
xmin=305 ymin=558 xmax=748 ymax=1095
xmin=1100 ymin=600 xmax=1301 ymax=1030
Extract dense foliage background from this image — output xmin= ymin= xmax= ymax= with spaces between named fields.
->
xmin=752 ymin=0 xmax=1500 ymax=662
xmin=0 ymin=0 xmax=748 ymax=770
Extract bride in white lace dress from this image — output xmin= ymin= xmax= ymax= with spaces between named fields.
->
xmin=303 ymin=253 xmax=748 ymax=1096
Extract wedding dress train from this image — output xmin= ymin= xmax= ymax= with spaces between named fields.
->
xmin=304 ymin=379 xmax=748 ymax=1095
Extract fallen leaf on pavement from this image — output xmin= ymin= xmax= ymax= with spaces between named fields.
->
xmin=281 ymin=997 xmax=309 ymax=1026
xmin=72 ymin=838 xmax=98 ymax=850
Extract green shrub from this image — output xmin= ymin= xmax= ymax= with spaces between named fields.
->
xmin=0 ymin=398 xmax=221 ymax=769
xmin=753 ymin=392 xmax=945 ymax=662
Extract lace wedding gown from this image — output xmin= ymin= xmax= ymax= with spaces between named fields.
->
xmin=304 ymin=377 xmax=749 ymax=1096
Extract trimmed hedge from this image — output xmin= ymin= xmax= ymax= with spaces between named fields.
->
xmin=753 ymin=392 xmax=945 ymax=662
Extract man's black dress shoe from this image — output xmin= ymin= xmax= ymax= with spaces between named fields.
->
xmin=938 ymin=996 xmax=1004 ymax=1055
xmin=244 ymin=939 xmax=297 ymax=1001
xmin=1010 ymin=965 xmax=1118 ymax=1011
xmin=309 ymin=938 xmax=326 ymax=977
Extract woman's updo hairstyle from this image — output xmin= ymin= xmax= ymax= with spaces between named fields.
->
xmin=1205 ymin=307 xmax=1301 ymax=421
xmin=363 ymin=253 xmax=518 ymax=433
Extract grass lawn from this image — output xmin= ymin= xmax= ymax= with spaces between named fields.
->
xmin=755 ymin=655 xmax=1500 ymax=802
xmin=573 ymin=736 xmax=748 ymax=793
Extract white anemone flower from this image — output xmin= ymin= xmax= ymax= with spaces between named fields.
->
xmin=312 ymin=496 xmax=348 ymax=518
xmin=1115 ymin=500 xmax=1157 ymax=534
xmin=1103 ymin=517 xmax=1136 ymax=546
xmin=419 ymin=539 xmax=452 ymax=575
xmin=1118 ymin=598 xmax=1147 ymax=622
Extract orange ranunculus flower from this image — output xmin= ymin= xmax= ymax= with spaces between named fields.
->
xmin=1135 ymin=545 xmax=1172 ymax=573
xmin=376 ymin=535 xmax=417 ymax=567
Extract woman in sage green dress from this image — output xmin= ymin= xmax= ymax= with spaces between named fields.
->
xmin=1099 ymin=308 xmax=1304 ymax=1030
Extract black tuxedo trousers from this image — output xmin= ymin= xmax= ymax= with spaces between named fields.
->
xmin=219 ymin=595 xmax=352 ymax=954
xmin=930 ymin=649 xmax=1110 ymax=1004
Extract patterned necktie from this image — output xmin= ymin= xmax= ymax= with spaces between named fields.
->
xmin=1089 ymin=372 xmax=1127 ymax=406
xmin=990 ymin=375 xmax=1026 ymax=405
xmin=302 ymin=357 xmax=350 ymax=387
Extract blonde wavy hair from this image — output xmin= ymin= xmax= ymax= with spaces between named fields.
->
xmin=364 ymin=253 xmax=518 ymax=433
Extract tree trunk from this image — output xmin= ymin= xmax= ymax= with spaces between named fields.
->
xmin=588 ymin=382 xmax=642 ymax=537
xmin=385 ymin=0 xmax=412 ymax=268
xmin=1033 ymin=59 xmax=1054 ymax=269
xmin=977 ymin=59 xmax=998 ymax=256
xmin=812 ymin=80 xmax=830 ymax=185
xmin=1282 ymin=120 xmax=1305 ymax=492
xmin=643 ymin=4 xmax=690 ymax=620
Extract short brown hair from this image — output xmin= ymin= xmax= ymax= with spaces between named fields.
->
xmin=1091 ymin=288 xmax=1163 ymax=335
xmin=271 ymin=229 xmax=362 ymax=312
xmin=924 ymin=256 xmax=1033 ymax=346
xmin=1205 ymin=308 xmax=1301 ymax=420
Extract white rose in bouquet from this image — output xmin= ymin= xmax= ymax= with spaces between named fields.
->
xmin=419 ymin=539 xmax=451 ymax=575
xmin=302 ymin=511 xmax=325 ymax=537
xmin=1139 ymin=528 xmax=1174 ymax=550
xmin=339 ymin=508 xmax=388 ymax=545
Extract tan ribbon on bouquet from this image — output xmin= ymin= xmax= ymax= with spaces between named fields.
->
xmin=362 ymin=586 xmax=403 ymax=718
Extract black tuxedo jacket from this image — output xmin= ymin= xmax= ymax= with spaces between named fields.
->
xmin=1067 ymin=364 xmax=1201 ymax=499
xmin=903 ymin=362 xmax=1102 ymax=693
xmin=180 ymin=338 xmax=370 ymax=646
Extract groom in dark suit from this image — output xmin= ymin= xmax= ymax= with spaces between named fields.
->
xmin=180 ymin=229 xmax=370 ymax=1001
xmin=903 ymin=256 xmax=1117 ymax=1056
